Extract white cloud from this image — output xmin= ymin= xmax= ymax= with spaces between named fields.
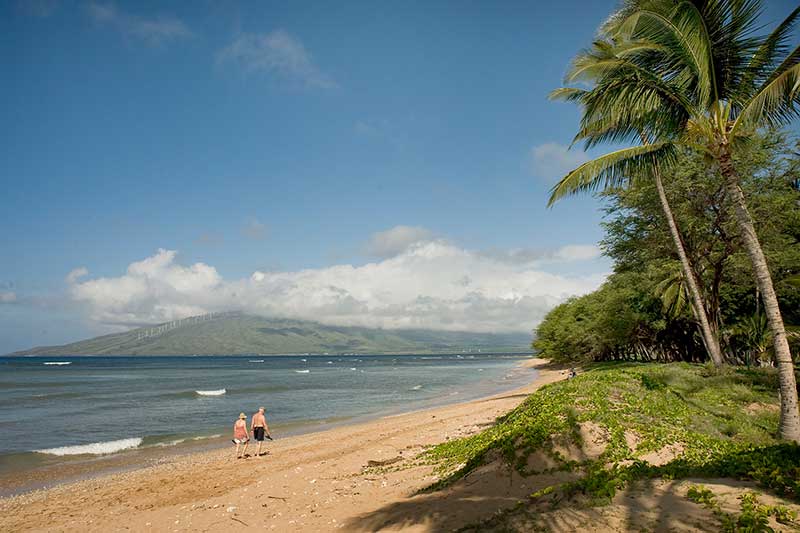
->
xmin=0 ymin=292 xmax=17 ymax=304
xmin=66 ymin=267 xmax=89 ymax=284
xmin=242 ymin=218 xmax=268 ymax=241
xmin=481 ymin=244 xmax=602 ymax=264
xmin=531 ymin=142 xmax=590 ymax=182
xmin=86 ymin=2 xmax=192 ymax=46
xmin=67 ymin=244 xmax=606 ymax=332
xmin=217 ymin=30 xmax=337 ymax=89
xmin=553 ymin=244 xmax=602 ymax=262
xmin=364 ymin=225 xmax=434 ymax=258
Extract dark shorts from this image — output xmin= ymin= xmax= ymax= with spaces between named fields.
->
xmin=253 ymin=427 xmax=265 ymax=441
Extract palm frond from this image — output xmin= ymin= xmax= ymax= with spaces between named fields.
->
xmin=612 ymin=2 xmax=718 ymax=106
xmin=736 ymin=5 xmax=800 ymax=99
xmin=566 ymin=40 xmax=668 ymax=83
xmin=576 ymin=70 xmax=694 ymax=146
xmin=548 ymin=87 xmax=589 ymax=102
xmin=732 ymin=58 xmax=800 ymax=132
xmin=547 ymin=142 xmax=676 ymax=206
xmin=707 ymin=0 xmax=765 ymax=103
xmin=654 ymin=270 xmax=689 ymax=318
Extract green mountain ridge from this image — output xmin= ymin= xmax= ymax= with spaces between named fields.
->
xmin=9 ymin=313 xmax=532 ymax=356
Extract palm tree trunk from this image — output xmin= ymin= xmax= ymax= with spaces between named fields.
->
xmin=653 ymin=171 xmax=725 ymax=366
xmin=718 ymin=146 xmax=800 ymax=443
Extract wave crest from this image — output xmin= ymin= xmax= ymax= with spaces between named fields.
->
xmin=35 ymin=437 xmax=142 ymax=456
xmin=195 ymin=389 xmax=226 ymax=396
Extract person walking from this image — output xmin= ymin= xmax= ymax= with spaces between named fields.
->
xmin=233 ymin=412 xmax=250 ymax=459
xmin=251 ymin=406 xmax=272 ymax=457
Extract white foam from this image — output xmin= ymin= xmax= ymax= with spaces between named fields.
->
xmin=195 ymin=389 xmax=226 ymax=396
xmin=295 ymin=369 xmax=310 ymax=374
xmin=249 ymin=360 xmax=265 ymax=363
xmin=156 ymin=433 xmax=224 ymax=447
xmin=300 ymin=359 xmax=307 ymax=362
xmin=43 ymin=362 xmax=71 ymax=366
xmin=411 ymin=385 xmax=423 ymax=391
xmin=327 ymin=361 xmax=333 ymax=364
xmin=350 ymin=367 xmax=357 ymax=371
xmin=36 ymin=437 xmax=142 ymax=456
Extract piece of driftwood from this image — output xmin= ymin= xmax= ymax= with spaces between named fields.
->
xmin=366 ymin=456 xmax=404 ymax=467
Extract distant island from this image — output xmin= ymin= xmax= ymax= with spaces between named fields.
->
xmin=9 ymin=312 xmax=532 ymax=356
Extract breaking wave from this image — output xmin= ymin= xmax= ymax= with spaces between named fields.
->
xmin=35 ymin=437 xmax=143 ymax=456
xmin=195 ymin=389 xmax=226 ymax=396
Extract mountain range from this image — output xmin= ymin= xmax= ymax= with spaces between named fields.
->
xmin=9 ymin=312 xmax=532 ymax=356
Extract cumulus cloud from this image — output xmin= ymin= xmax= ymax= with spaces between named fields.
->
xmin=531 ymin=142 xmax=590 ymax=182
xmin=364 ymin=225 xmax=435 ymax=258
xmin=242 ymin=218 xmax=268 ymax=241
xmin=553 ymin=244 xmax=602 ymax=261
xmin=66 ymin=267 xmax=89 ymax=284
xmin=67 ymin=243 xmax=606 ymax=332
xmin=0 ymin=292 xmax=17 ymax=304
xmin=481 ymin=244 xmax=602 ymax=265
xmin=86 ymin=2 xmax=192 ymax=46
xmin=217 ymin=30 xmax=337 ymax=89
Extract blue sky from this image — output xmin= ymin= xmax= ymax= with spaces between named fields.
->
xmin=1 ymin=0 xmax=797 ymax=353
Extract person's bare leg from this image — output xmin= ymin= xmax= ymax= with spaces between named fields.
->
xmin=257 ymin=441 xmax=263 ymax=456
xmin=235 ymin=442 xmax=241 ymax=459
xmin=242 ymin=441 xmax=249 ymax=457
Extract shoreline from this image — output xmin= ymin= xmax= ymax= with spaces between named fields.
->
xmin=0 ymin=357 xmax=565 ymax=532
xmin=0 ymin=356 xmax=535 ymax=498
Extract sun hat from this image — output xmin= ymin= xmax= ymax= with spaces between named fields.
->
xmin=239 ymin=412 xmax=246 ymax=419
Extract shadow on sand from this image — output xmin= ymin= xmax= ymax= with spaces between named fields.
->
xmin=344 ymin=465 xmax=777 ymax=532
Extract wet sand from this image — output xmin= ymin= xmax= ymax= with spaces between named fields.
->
xmin=0 ymin=358 xmax=565 ymax=532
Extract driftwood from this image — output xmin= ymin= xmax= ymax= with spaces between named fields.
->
xmin=366 ymin=456 xmax=404 ymax=467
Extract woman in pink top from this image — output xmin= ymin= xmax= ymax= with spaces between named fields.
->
xmin=232 ymin=412 xmax=250 ymax=459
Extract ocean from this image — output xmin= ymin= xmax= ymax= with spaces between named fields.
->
xmin=0 ymin=354 xmax=534 ymax=494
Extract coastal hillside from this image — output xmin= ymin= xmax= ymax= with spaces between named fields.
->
xmin=9 ymin=312 xmax=531 ymax=356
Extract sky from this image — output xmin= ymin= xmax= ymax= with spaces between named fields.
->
xmin=1 ymin=0 xmax=797 ymax=353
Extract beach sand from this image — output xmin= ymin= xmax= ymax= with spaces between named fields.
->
xmin=0 ymin=358 xmax=565 ymax=532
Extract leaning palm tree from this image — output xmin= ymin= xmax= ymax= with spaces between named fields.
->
xmin=552 ymin=40 xmax=726 ymax=367
xmin=550 ymin=0 xmax=800 ymax=442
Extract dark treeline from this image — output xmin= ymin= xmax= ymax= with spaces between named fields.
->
xmin=534 ymin=131 xmax=800 ymax=364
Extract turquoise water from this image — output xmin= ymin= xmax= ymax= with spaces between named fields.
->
xmin=0 ymin=354 xmax=532 ymax=469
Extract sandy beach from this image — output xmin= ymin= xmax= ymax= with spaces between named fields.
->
xmin=0 ymin=358 xmax=566 ymax=532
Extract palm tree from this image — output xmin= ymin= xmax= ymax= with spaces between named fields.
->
xmin=551 ymin=41 xmax=726 ymax=367
xmin=550 ymin=0 xmax=800 ymax=442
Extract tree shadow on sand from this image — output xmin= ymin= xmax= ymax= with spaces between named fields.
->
xmin=345 ymin=444 xmax=800 ymax=532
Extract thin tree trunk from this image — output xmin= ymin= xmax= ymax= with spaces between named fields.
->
xmin=653 ymin=170 xmax=725 ymax=366
xmin=718 ymin=147 xmax=800 ymax=443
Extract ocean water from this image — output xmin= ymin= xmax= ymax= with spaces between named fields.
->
xmin=0 ymin=354 xmax=533 ymax=480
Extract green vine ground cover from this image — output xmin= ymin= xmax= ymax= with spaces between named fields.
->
xmin=423 ymin=362 xmax=800 ymax=508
